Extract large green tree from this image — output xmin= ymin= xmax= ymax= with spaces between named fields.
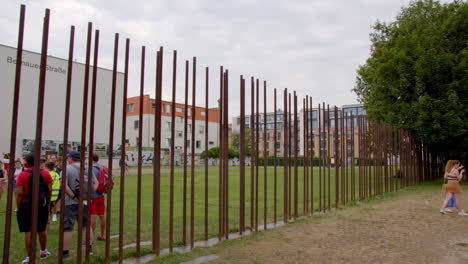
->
xmin=354 ymin=0 xmax=467 ymax=161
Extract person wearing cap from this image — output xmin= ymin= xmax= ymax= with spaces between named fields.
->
xmin=62 ymin=151 xmax=99 ymax=259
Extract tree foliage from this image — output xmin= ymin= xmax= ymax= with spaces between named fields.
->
xmin=354 ymin=0 xmax=467 ymax=161
xmin=200 ymin=146 xmax=239 ymax=160
xmin=231 ymin=129 xmax=252 ymax=157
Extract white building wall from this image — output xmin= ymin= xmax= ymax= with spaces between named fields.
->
xmin=0 ymin=44 xmax=124 ymax=166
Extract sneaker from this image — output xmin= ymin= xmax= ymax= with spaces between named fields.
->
xmin=444 ymin=208 xmax=454 ymax=213
xmin=62 ymin=251 xmax=70 ymax=259
xmin=52 ymin=214 xmax=57 ymax=222
xmin=21 ymin=257 xmax=29 ymax=264
xmin=89 ymin=245 xmax=93 ymax=256
xmin=40 ymin=249 xmax=51 ymax=259
xmin=440 ymin=209 xmax=447 ymax=215
xmin=97 ymin=236 xmax=106 ymax=241
xmin=458 ymin=210 xmax=468 ymax=216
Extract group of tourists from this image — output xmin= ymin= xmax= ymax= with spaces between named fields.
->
xmin=1 ymin=151 xmax=109 ymax=264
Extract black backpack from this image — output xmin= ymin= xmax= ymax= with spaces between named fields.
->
xmin=24 ymin=169 xmax=49 ymax=206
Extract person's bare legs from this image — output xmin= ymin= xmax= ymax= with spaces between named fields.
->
xmin=441 ymin=192 xmax=453 ymax=210
xmin=38 ymin=232 xmax=47 ymax=250
xmin=63 ymin=232 xmax=72 ymax=251
xmin=24 ymin=232 xmax=31 ymax=255
xmin=99 ymin=214 xmax=106 ymax=238
xmin=455 ymin=193 xmax=463 ymax=211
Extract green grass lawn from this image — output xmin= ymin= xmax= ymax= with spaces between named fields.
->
xmin=0 ymin=165 xmax=402 ymax=263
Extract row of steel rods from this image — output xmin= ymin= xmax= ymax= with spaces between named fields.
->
xmin=2 ymin=5 xmax=446 ymax=263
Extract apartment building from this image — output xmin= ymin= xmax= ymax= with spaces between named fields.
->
xmin=126 ymin=95 xmax=220 ymax=165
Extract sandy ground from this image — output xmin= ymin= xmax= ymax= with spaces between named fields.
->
xmin=206 ymin=185 xmax=468 ymax=264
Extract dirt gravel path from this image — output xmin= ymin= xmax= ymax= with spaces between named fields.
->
xmin=207 ymin=184 xmax=468 ymax=264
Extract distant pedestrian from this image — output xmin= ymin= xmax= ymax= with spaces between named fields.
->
xmin=15 ymin=154 xmax=53 ymax=263
xmin=440 ymin=160 xmax=467 ymax=215
xmin=91 ymin=152 xmax=107 ymax=241
xmin=119 ymin=158 xmax=130 ymax=175
xmin=0 ymin=160 xmax=8 ymax=200
xmin=45 ymin=161 xmax=61 ymax=224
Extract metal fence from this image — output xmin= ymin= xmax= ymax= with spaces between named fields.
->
xmin=1 ymin=5 xmax=444 ymax=264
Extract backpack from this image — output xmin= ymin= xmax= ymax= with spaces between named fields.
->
xmin=94 ymin=165 xmax=113 ymax=194
xmin=25 ymin=169 xmax=49 ymax=207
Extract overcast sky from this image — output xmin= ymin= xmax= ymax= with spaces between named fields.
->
xmin=0 ymin=0 xmax=452 ymax=117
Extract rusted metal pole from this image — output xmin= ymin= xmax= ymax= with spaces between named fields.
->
xmin=190 ymin=57 xmax=196 ymax=248
xmin=283 ymin=88 xmax=288 ymax=223
xmin=104 ymin=32 xmax=119 ymax=264
xmin=293 ymin=92 xmax=298 ymax=218
xmin=183 ymin=60 xmax=189 ymax=245
xmin=327 ymin=104 xmax=331 ymax=210
xmin=57 ymin=25 xmax=75 ymax=264
xmin=77 ymin=21 xmax=92 ymax=264
xmin=288 ymin=93 xmax=292 ymax=218
xmin=153 ymin=47 xmax=164 ymax=255
xmin=334 ymin=106 xmax=339 ymax=209
xmin=254 ymin=78 xmax=259 ymax=230
xmin=273 ymin=88 xmax=277 ymax=223
xmin=310 ymin=97 xmax=313 ymax=213
xmin=204 ymin=66 xmax=209 ymax=240
xmin=218 ymin=66 xmax=224 ymax=240
xmin=29 ymin=10 xmax=50 ymax=264
xmin=3 ymin=5 xmax=25 ymax=264
xmin=224 ymin=70 xmax=229 ymax=239
xmin=303 ymin=97 xmax=308 ymax=215
xmin=136 ymin=45 xmax=145 ymax=257
xmin=318 ymin=104 xmax=322 ymax=212
xmin=263 ymin=81 xmax=267 ymax=229
xmin=250 ymin=77 xmax=255 ymax=231
xmin=240 ymin=76 xmax=245 ymax=234
xmin=85 ymin=29 xmax=100 ymax=263
xmin=169 ymin=50 xmax=177 ymax=252
xmin=119 ymin=38 xmax=130 ymax=263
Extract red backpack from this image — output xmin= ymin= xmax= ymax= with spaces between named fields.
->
xmin=95 ymin=165 xmax=113 ymax=194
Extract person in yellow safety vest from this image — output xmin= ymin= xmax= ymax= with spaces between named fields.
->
xmin=45 ymin=161 xmax=61 ymax=223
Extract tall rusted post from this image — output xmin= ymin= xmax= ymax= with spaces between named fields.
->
xmin=218 ymin=66 xmax=223 ymax=240
xmin=153 ymin=47 xmax=164 ymax=255
xmin=204 ymin=67 xmax=209 ymax=240
xmin=288 ymin=93 xmax=292 ymax=218
xmin=77 ymin=21 xmax=92 ymax=264
xmin=190 ymin=57 xmax=196 ymax=248
xmin=183 ymin=60 xmax=189 ymax=245
xmin=303 ymin=97 xmax=308 ymax=214
xmin=273 ymin=88 xmax=277 ymax=223
xmin=57 ymin=25 xmax=75 ymax=264
xmin=169 ymin=50 xmax=177 ymax=251
xmin=119 ymin=38 xmax=130 ymax=262
xmin=263 ymin=81 xmax=268 ymax=229
xmin=255 ymin=78 xmax=259 ymax=230
xmin=293 ymin=92 xmax=298 ymax=218
xmin=318 ymin=104 xmax=322 ymax=212
xmin=310 ymin=97 xmax=314 ymax=213
xmin=104 ymin=32 xmax=119 ymax=263
xmin=327 ymin=104 xmax=331 ymax=210
xmin=334 ymin=106 xmax=339 ymax=209
xmin=3 ymin=6 xmax=25 ymax=263
xmin=224 ymin=70 xmax=229 ymax=239
xmin=240 ymin=76 xmax=245 ymax=234
xmin=136 ymin=45 xmax=145 ymax=257
xmin=283 ymin=88 xmax=289 ymax=223
xmin=250 ymin=77 xmax=255 ymax=231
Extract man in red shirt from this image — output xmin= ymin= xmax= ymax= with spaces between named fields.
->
xmin=16 ymin=153 xmax=53 ymax=263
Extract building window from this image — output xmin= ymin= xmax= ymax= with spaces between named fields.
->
xmin=275 ymin=143 xmax=280 ymax=149
xmin=152 ymin=103 xmax=156 ymax=108
xmin=186 ymin=140 xmax=190 ymax=147
xmin=236 ymin=118 xmax=240 ymax=125
xmin=176 ymin=107 xmax=183 ymax=113
xmin=127 ymin=104 xmax=134 ymax=113
xmin=201 ymin=111 xmax=206 ymax=116
xmin=166 ymin=121 xmax=171 ymax=129
xmin=209 ymin=141 xmax=214 ymax=145
xmin=125 ymin=139 xmax=130 ymax=144
xmin=177 ymin=130 xmax=183 ymax=137
xmin=196 ymin=140 xmax=201 ymax=149
xmin=136 ymin=137 xmax=139 ymax=146
xmin=188 ymin=124 xmax=192 ymax=132
xmin=166 ymin=105 xmax=172 ymax=113
xmin=187 ymin=108 xmax=192 ymax=116
xmin=134 ymin=120 xmax=139 ymax=130
xmin=176 ymin=116 xmax=183 ymax=123
xmin=199 ymin=125 xmax=205 ymax=134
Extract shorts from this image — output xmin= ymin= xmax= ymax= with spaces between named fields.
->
xmin=446 ymin=182 xmax=462 ymax=194
xmin=17 ymin=203 xmax=49 ymax=232
xmin=91 ymin=196 xmax=105 ymax=215
xmin=64 ymin=204 xmax=89 ymax=232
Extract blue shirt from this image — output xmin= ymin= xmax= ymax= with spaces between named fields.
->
xmin=93 ymin=163 xmax=104 ymax=198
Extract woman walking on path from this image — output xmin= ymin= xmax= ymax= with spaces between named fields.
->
xmin=440 ymin=160 xmax=468 ymax=215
